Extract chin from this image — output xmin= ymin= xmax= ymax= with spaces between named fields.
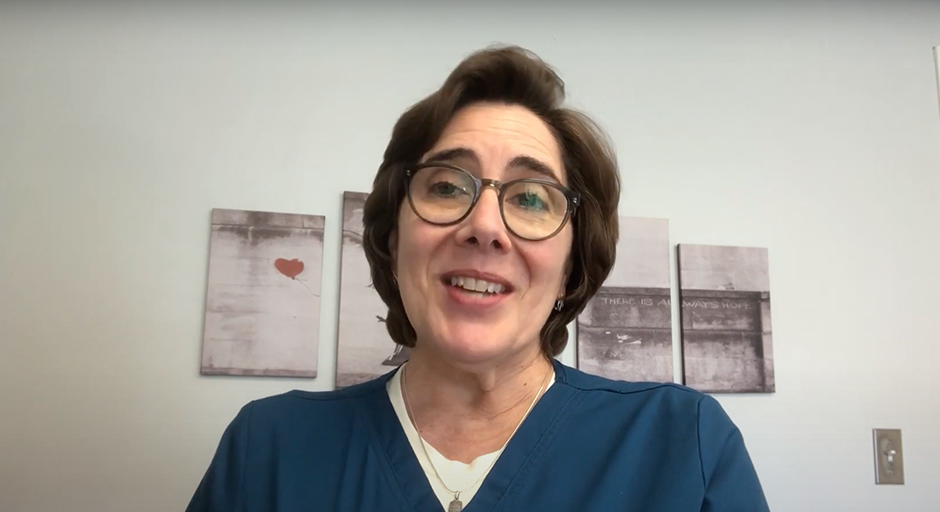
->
xmin=429 ymin=326 xmax=527 ymax=364
xmin=440 ymin=339 xmax=505 ymax=364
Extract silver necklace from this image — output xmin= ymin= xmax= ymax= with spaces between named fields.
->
xmin=402 ymin=364 xmax=550 ymax=512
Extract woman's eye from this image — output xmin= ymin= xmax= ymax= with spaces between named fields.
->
xmin=430 ymin=181 xmax=465 ymax=197
xmin=513 ymin=191 xmax=548 ymax=211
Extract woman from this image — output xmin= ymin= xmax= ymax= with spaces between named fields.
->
xmin=187 ymin=46 xmax=770 ymax=512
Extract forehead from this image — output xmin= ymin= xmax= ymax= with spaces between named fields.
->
xmin=426 ymin=102 xmax=565 ymax=182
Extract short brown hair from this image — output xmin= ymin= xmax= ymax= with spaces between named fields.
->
xmin=362 ymin=45 xmax=620 ymax=358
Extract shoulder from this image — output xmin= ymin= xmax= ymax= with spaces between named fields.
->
xmin=232 ymin=372 xmax=393 ymax=435
xmin=553 ymin=362 xmax=732 ymax=430
xmin=260 ymin=372 xmax=390 ymax=405
xmin=552 ymin=362 xmax=745 ymax=464
xmin=556 ymin=361 xmax=707 ymax=407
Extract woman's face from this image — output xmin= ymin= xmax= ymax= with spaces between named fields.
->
xmin=391 ymin=102 xmax=573 ymax=365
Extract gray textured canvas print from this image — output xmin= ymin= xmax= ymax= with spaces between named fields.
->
xmin=678 ymin=244 xmax=774 ymax=393
xmin=201 ymin=208 xmax=324 ymax=377
xmin=335 ymin=192 xmax=409 ymax=388
xmin=577 ymin=217 xmax=673 ymax=383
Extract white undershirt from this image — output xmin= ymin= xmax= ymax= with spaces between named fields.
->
xmin=387 ymin=364 xmax=554 ymax=510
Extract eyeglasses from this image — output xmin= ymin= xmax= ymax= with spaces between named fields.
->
xmin=404 ymin=162 xmax=580 ymax=241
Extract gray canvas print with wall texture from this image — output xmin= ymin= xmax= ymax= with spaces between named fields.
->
xmin=678 ymin=244 xmax=774 ymax=393
xmin=577 ymin=217 xmax=674 ymax=383
xmin=335 ymin=192 xmax=410 ymax=388
xmin=201 ymin=208 xmax=324 ymax=378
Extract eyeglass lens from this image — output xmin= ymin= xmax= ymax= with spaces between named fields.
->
xmin=408 ymin=165 xmax=570 ymax=240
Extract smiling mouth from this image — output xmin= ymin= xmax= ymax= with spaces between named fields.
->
xmin=445 ymin=275 xmax=509 ymax=295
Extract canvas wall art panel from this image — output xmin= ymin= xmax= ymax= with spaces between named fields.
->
xmin=201 ymin=208 xmax=324 ymax=377
xmin=678 ymin=244 xmax=774 ymax=393
xmin=934 ymin=46 xmax=940 ymax=116
xmin=335 ymin=192 xmax=408 ymax=388
xmin=577 ymin=217 xmax=674 ymax=383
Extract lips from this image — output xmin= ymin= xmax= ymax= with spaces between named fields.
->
xmin=440 ymin=270 xmax=513 ymax=295
xmin=449 ymin=275 xmax=506 ymax=294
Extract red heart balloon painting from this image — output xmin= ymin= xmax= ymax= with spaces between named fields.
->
xmin=275 ymin=258 xmax=305 ymax=279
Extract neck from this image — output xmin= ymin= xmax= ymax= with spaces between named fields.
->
xmin=401 ymin=346 xmax=553 ymax=463
xmin=405 ymin=345 xmax=552 ymax=414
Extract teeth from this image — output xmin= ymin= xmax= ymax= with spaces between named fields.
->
xmin=448 ymin=275 xmax=506 ymax=294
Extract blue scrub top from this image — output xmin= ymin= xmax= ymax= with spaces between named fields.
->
xmin=186 ymin=359 xmax=770 ymax=512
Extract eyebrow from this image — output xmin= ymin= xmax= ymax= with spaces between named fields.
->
xmin=422 ymin=147 xmax=562 ymax=183
xmin=507 ymin=155 xmax=560 ymax=182
xmin=423 ymin=147 xmax=478 ymax=166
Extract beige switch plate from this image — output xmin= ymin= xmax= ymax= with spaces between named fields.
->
xmin=873 ymin=429 xmax=904 ymax=485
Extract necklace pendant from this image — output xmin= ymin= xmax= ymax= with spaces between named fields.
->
xmin=447 ymin=498 xmax=464 ymax=512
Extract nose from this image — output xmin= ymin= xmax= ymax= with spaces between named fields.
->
xmin=454 ymin=185 xmax=512 ymax=252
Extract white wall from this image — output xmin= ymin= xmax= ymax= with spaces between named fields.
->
xmin=2 ymin=2 xmax=939 ymax=511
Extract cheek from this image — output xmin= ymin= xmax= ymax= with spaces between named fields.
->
xmin=525 ymin=239 xmax=572 ymax=287
xmin=394 ymin=208 xmax=417 ymax=260
xmin=551 ymin=228 xmax=575 ymax=275
xmin=395 ymin=216 xmax=438 ymax=277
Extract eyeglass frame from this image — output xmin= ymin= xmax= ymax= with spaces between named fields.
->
xmin=404 ymin=162 xmax=581 ymax=242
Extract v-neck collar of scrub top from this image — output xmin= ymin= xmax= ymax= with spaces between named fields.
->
xmin=359 ymin=359 xmax=580 ymax=512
